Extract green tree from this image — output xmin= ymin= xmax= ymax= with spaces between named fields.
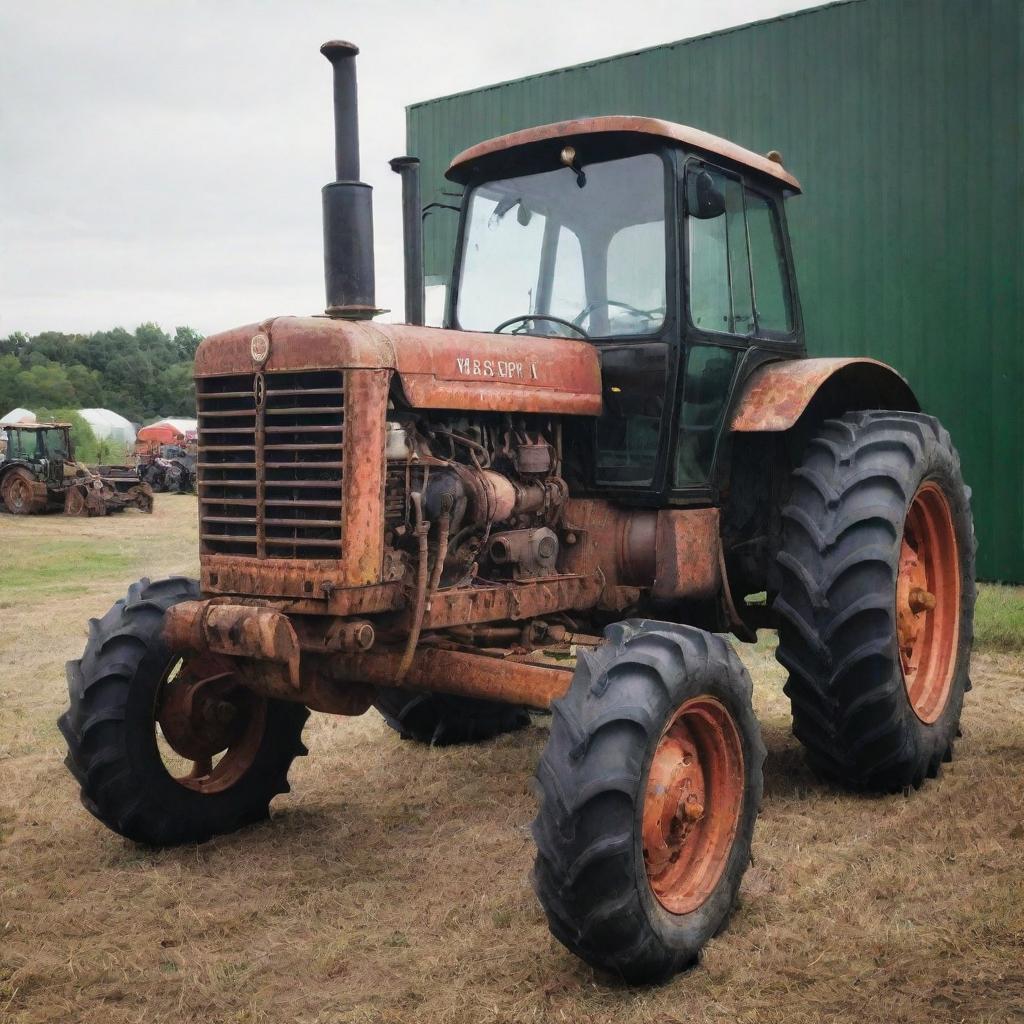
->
xmin=174 ymin=326 xmax=204 ymax=361
xmin=0 ymin=354 xmax=24 ymax=412
xmin=0 ymin=322 xmax=201 ymax=422
xmin=18 ymin=362 xmax=76 ymax=407
xmin=36 ymin=407 xmax=101 ymax=462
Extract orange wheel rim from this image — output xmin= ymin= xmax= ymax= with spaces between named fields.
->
xmin=155 ymin=654 xmax=267 ymax=794
xmin=642 ymin=697 xmax=744 ymax=915
xmin=897 ymin=482 xmax=961 ymax=723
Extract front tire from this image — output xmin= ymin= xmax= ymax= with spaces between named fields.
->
xmin=58 ymin=576 xmax=309 ymax=845
xmin=532 ymin=621 xmax=764 ymax=983
xmin=775 ymin=411 xmax=975 ymax=792
xmin=372 ymin=688 xmax=530 ymax=746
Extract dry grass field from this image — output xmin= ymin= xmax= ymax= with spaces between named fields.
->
xmin=1 ymin=497 xmax=1022 ymax=1024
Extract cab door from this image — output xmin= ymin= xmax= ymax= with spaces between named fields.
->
xmin=672 ymin=160 xmax=799 ymax=498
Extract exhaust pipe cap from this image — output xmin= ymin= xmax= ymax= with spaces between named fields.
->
xmin=320 ymin=40 xmax=360 ymax=59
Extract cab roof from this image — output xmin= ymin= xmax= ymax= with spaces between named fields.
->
xmin=446 ymin=115 xmax=801 ymax=193
xmin=0 ymin=421 xmax=71 ymax=430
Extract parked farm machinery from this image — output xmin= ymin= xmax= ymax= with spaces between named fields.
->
xmin=0 ymin=422 xmax=153 ymax=516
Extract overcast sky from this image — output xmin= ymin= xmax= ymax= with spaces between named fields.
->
xmin=0 ymin=0 xmax=821 ymax=338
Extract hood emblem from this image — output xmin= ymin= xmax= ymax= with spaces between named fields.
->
xmin=250 ymin=332 xmax=270 ymax=363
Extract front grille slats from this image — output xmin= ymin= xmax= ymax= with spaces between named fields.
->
xmin=197 ymin=369 xmax=345 ymax=560
xmin=265 ymin=536 xmax=341 ymax=548
xmin=266 ymin=387 xmax=344 ymax=398
xmin=265 ymin=424 xmax=343 ymax=433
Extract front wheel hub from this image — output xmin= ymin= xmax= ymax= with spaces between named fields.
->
xmin=156 ymin=653 xmax=266 ymax=793
xmin=642 ymin=697 xmax=744 ymax=915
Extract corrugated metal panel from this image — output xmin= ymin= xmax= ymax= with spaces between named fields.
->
xmin=408 ymin=0 xmax=1023 ymax=581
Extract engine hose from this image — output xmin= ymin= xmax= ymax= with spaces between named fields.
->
xmin=426 ymin=508 xmax=451 ymax=608
xmin=395 ymin=498 xmax=451 ymax=682
xmin=396 ymin=492 xmax=430 ymax=682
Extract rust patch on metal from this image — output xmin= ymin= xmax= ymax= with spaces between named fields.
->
xmin=340 ymin=368 xmax=389 ymax=587
xmin=652 ymin=508 xmax=721 ymax=601
xmin=730 ymin=357 xmax=918 ymax=432
xmin=561 ymin=500 xmax=719 ymax=607
xmin=157 ymin=652 xmax=246 ymax=762
xmin=339 ymin=646 xmax=573 ymax=709
xmin=446 ymin=115 xmax=801 ymax=192
xmin=165 ymin=601 xmax=301 ymax=689
xmin=420 ymin=573 xmax=604 ymax=629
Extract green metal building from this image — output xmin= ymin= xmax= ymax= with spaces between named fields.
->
xmin=407 ymin=0 xmax=1023 ymax=581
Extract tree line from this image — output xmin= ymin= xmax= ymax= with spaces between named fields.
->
xmin=0 ymin=324 xmax=202 ymax=425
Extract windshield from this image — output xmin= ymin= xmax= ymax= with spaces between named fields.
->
xmin=456 ymin=152 xmax=667 ymax=338
xmin=9 ymin=428 xmax=69 ymax=460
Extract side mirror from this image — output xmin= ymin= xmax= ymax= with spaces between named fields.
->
xmin=686 ymin=169 xmax=726 ymax=220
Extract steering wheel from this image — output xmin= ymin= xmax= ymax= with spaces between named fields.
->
xmin=494 ymin=314 xmax=590 ymax=339
xmin=572 ymin=300 xmax=663 ymax=329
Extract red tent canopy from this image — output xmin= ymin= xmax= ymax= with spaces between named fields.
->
xmin=137 ymin=422 xmax=186 ymax=445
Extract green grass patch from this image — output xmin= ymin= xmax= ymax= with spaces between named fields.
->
xmin=0 ymin=539 xmax=134 ymax=601
xmin=974 ymin=583 xmax=1024 ymax=652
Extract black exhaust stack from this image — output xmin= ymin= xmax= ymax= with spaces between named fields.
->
xmin=389 ymin=156 xmax=424 ymax=325
xmin=321 ymin=40 xmax=379 ymax=319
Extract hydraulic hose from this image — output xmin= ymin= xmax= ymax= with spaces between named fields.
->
xmin=395 ymin=496 xmax=450 ymax=682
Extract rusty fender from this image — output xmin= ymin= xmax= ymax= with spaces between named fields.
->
xmin=730 ymin=357 xmax=918 ymax=432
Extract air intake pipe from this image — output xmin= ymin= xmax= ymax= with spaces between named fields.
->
xmin=321 ymin=40 xmax=378 ymax=319
xmin=388 ymin=156 xmax=424 ymax=325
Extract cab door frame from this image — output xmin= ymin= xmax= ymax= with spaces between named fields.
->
xmin=667 ymin=154 xmax=805 ymax=507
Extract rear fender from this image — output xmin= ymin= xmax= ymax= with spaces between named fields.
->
xmin=730 ymin=357 xmax=918 ymax=433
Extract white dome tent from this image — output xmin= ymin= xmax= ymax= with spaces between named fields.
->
xmin=77 ymin=408 xmax=136 ymax=447
xmin=1 ymin=407 xmax=36 ymax=425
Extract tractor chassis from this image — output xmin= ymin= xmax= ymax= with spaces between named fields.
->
xmin=163 ymin=599 xmax=584 ymax=718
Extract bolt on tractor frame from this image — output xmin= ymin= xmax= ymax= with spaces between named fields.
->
xmin=60 ymin=41 xmax=975 ymax=983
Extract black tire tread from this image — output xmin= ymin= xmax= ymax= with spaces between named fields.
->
xmin=532 ymin=621 xmax=765 ymax=983
xmin=59 ymin=576 xmax=309 ymax=845
xmin=372 ymin=687 xmax=530 ymax=746
xmin=775 ymin=410 xmax=975 ymax=792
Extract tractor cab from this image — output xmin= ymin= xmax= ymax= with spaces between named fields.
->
xmin=2 ymin=423 xmax=73 ymax=484
xmin=445 ymin=117 xmax=803 ymax=501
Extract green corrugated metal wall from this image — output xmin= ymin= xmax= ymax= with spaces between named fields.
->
xmin=407 ymin=0 xmax=1023 ymax=581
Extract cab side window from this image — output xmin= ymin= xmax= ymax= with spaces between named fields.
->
xmin=686 ymin=167 xmax=752 ymax=336
xmin=686 ymin=163 xmax=794 ymax=339
xmin=744 ymin=190 xmax=793 ymax=334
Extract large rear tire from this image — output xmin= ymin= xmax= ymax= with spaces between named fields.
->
xmin=532 ymin=621 xmax=764 ymax=983
xmin=775 ymin=411 xmax=975 ymax=792
xmin=2 ymin=468 xmax=43 ymax=514
xmin=372 ymin=688 xmax=530 ymax=746
xmin=59 ymin=577 xmax=309 ymax=845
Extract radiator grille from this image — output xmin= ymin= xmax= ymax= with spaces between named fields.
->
xmin=197 ymin=370 xmax=345 ymax=559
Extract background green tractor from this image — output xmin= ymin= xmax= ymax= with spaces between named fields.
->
xmin=0 ymin=421 xmax=153 ymax=516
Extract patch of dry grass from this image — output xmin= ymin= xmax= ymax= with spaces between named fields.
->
xmin=1 ymin=500 xmax=1022 ymax=1023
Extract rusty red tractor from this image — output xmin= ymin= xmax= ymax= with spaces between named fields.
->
xmin=60 ymin=42 xmax=975 ymax=982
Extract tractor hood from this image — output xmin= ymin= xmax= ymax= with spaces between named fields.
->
xmin=195 ymin=316 xmax=603 ymax=416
